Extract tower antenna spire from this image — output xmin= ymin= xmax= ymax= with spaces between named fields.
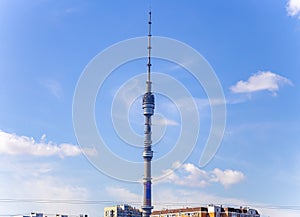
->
xmin=142 ymin=10 xmax=154 ymax=217
xmin=147 ymin=10 xmax=152 ymax=84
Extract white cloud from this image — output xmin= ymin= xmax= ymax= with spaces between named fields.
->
xmin=41 ymin=79 xmax=63 ymax=100
xmin=287 ymin=0 xmax=300 ymax=18
xmin=230 ymin=71 xmax=292 ymax=95
xmin=211 ymin=168 xmax=245 ymax=188
xmin=105 ymin=186 xmax=140 ymax=203
xmin=65 ymin=7 xmax=79 ymax=14
xmin=1 ymin=177 xmax=89 ymax=215
xmin=163 ymin=163 xmax=210 ymax=187
xmin=154 ymin=116 xmax=179 ymax=126
xmin=0 ymin=158 xmax=89 ymax=215
xmin=23 ymin=177 xmax=88 ymax=200
xmin=153 ymin=186 xmax=249 ymax=209
xmin=0 ymin=130 xmax=81 ymax=157
xmin=162 ymin=163 xmax=245 ymax=188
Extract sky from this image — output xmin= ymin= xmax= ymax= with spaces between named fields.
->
xmin=0 ymin=0 xmax=300 ymax=217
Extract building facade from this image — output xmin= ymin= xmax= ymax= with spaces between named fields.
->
xmin=151 ymin=205 xmax=260 ymax=217
xmin=104 ymin=204 xmax=142 ymax=217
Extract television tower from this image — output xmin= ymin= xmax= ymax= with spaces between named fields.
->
xmin=142 ymin=11 xmax=154 ymax=217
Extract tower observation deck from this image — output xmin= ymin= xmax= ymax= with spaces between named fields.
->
xmin=141 ymin=11 xmax=154 ymax=217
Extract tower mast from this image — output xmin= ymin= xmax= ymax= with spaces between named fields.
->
xmin=142 ymin=11 xmax=154 ymax=217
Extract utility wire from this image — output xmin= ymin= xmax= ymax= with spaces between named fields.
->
xmin=0 ymin=199 xmax=121 ymax=205
xmin=1 ymin=199 xmax=300 ymax=217
xmin=0 ymin=199 xmax=300 ymax=211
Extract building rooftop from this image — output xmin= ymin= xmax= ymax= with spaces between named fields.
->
xmin=151 ymin=205 xmax=260 ymax=216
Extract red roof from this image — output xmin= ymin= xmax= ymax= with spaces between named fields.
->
xmin=152 ymin=207 xmax=207 ymax=215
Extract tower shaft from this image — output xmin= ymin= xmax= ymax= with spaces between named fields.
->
xmin=142 ymin=11 xmax=154 ymax=217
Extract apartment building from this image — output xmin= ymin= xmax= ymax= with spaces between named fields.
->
xmin=104 ymin=204 xmax=142 ymax=217
xmin=151 ymin=204 xmax=260 ymax=217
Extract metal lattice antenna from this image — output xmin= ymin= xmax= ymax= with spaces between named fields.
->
xmin=147 ymin=11 xmax=152 ymax=83
xmin=146 ymin=11 xmax=152 ymax=92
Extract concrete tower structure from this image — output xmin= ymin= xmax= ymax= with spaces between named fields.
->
xmin=141 ymin=11 xmax=154 ymax=217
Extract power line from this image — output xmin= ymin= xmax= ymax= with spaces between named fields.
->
xmin=0 ymin=213 xmax=86 ymax=217
xmin=1 ymin=199 xmax=300 ymax=215
xmin=0 ymin=199 xmax=124 ymax=205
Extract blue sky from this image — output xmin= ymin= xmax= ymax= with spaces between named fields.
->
xmin=1 ymin=1 xmax=300 ymax=217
